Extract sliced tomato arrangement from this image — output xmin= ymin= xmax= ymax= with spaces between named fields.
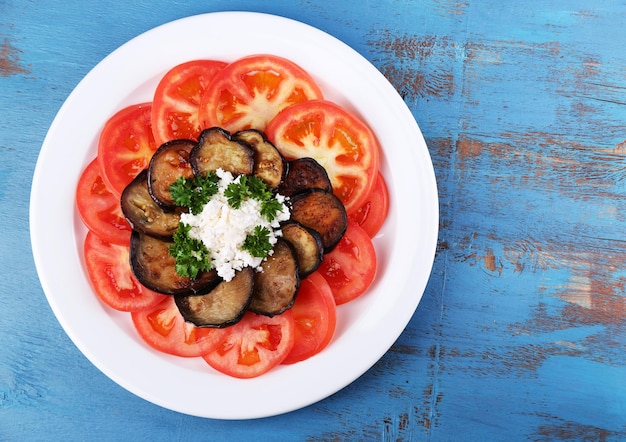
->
xmin=151 ymin=59 xmax=227 ymax=146
xmin=265 ymin=99 xmax=380 ymax=214
xmin=348 ymin=172 xmax=390 ymax=237
xmin=318 ymin=221 xmax=377 ymax=305
xmin=75 ymin=54 xmax=390 ymax=379
xmin=97 ymin=103 xmax=158 ymax=196
xmin=83 ymin=231 xmax=167 ymax=312
xmin=132 ymin=296 xmax=223 ymax=358
xmin=76 ymin=158 xmax=132 ymax=245
xmin=203 ymin=310 xmax=295 ymax=378
xmin=200 ymin=54 xmax=323 ymax=133
xmin=282 ymin=271 xmax=337 ymax=365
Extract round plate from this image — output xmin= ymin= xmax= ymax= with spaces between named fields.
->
xmin=30 ymin=11 xmax=438 ymax=419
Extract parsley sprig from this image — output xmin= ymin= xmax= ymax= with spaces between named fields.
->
xmin=242 ymin=226 xmax=273 ymax=258
xmin=169 ymin=222 xmax=212 ymax=279
xmin=260 ymin=198 xmax=285 ymax=222
xmin=225 ymin=175 xmax=284 ymax=221
xmin=169 ymin=172 xmax=219 ymax=215
xmin=168 ymin=174 xmax=218 ymax=278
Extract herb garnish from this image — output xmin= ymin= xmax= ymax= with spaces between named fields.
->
xmin=223 ymin=175 xmax=285 ymax=222
xmin=260 ymin=198 xmax=286 ymax=222
xmin=170 ymin=173 xmax=219 ymax=215
xmin=169 ymin=222 xmax=212 ymax=279
xmin=242 ymin=225 xmax=273 ymax=258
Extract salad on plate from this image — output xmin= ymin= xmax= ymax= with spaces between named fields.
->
xmin=75 ymin=54 xmax=390 ymax=379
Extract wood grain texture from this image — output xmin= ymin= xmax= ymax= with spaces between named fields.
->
xmin=2 ymin=0 xmax=626 ymax=440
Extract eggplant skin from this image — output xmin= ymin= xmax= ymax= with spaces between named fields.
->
xmin=288 ymin=189 xmax=348 ymax=252
xmin=249 ymin=239 xmax=300 ymax=317
xmin=233 ymin=129 xmax=287 ymax=189
xmin=280 ymin=221 xmax=324 ymax=277
xmin=148 ymin=139 xmax=196 ymax=210
xmin=120 ymin=170 xmax=181 ymax=239
xmin=190 ymin=127 xmax=254 ymax=178
xmin=276 ymin=157 xmax=332 ymax=197
xmin=175 ymin=267 xmax=254 ymax=328
xmin=130 ymin=231 xmax=220 ymax=296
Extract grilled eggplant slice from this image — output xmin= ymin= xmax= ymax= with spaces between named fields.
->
xmin=276 ymin=157 xmax=332 ymax=197
xmin=233 ymin=129 xmax=286 ymax=189
xmin=289 ymin=189 xmax=347 ymax=252
xmin=190 ymin=127 xmax=254 ymax=177
xmin=175 ymin=267 xmax=254 ymax=328
xmin=120 ymin=170 xmax=181 ymax=239
xmin=130 ymin=231 xmax=219 ymax=295
xmin=148 ymin=139 xmax=195 ymax=209
xmin=280 ymin=221 xmax=324 ymax=277
xmin=249 ymin=239 xmax=300 ymax=317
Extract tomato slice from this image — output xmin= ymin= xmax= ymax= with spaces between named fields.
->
xmin=151 ymin=59 xmax=227 ymax=146
xmin=97 ymin=103 xmax=158 ymax=196
xmin=203 ymin=310 xmax=295 ymax=378
xmin=84 ymin=231 xmax=167 ymax=312
xmin=266 ymin=100 xmax=379 ymax=214
xmin=348 ymin=171 xmax=390 ymax=237
xmin=76 ymin=158 xmax=132 ymax=245
xmin=131 ymin=296 xmax=222 ymax=358
xmin=317 ymin=220 xmax=377 ymax=305
xmin=200 ymin=54 xmax=323 ymax=133
xmin=282 ymin=271 xmax=337 ymax=365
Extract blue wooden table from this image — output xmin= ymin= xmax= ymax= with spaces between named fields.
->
xmin=2 ymin=1 xmax=626 ymax=440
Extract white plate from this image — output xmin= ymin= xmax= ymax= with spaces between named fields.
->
xmin=30 ymin=12 xmax=438 ymax=419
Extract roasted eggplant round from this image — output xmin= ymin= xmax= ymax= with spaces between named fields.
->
xmin=280 ymin=221 xmax=324 ymax=277
xmin=175 ymin=267 xmax=254 ymax=328
xmin=130 ymin=231 xmax=220 ymax=296
xmin=120 ymin=170 xmax=181 ymax=239
xmin=276 ymin=157 xmax=332 ymax=197
xmin=190 ymin=127 xmax=254 ymax=177
xmin=288 ymin=189 xmax=348 ymax=252
xmin=148 ymin=139 xmax=195 ymax=209
xmin=248 ymin=239 xmax=300 ymax=317
xmin=233 ymin=129 xmax=286 ymax=189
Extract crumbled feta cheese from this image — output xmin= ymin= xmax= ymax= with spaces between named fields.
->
xmin=179 ymin=169 xmax=290 ymax=282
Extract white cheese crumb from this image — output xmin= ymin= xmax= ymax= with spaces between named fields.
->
xmin=179 ymin=169 xmax=290 ymax=282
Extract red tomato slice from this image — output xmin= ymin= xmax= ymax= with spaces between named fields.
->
xmin=348 ymin=171 xmax=390 ymax=237
xmin=317 ymin=221 xmax=377 ymax=305
xmin=151 ymin=59 xmax=227 ymax=146
xmin=84 ymin=231 xmax=167 ymax=312
xmin=203 ymin=310 xmax=295 ymax=379
xmin=132 ymin=296 xmax=222 ymax=358
xmin=266 ymin=100 xmax=379 ymax=214
xmin=97 ymin=103 xmax=158 ymax=196
xmin=131 ymin=296 xmax=220 ymax=358
xmin=76 ymin=158 xmax=132 ymax=245
xmin=200 ymin=54 xmax=323 ymax=133
xmin=282 ymin=271 xmax=337 ymax=365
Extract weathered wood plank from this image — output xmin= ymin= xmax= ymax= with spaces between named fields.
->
xmin=2 ymin=0 xmax=626 ymax=440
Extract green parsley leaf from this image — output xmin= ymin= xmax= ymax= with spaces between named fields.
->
xmin=242 ymin=225 xmax=273 ymax=258
xmin=169 ymin=222 xmax=212 ymax=279
xmin=247 ymin=175 xmax=273 ymax=201
xmin=261 ymin=198 xmax=284 ymax=222
xmin=169 ymin=176 xmax=194 ymax=208
xmin=169 ymin=172 xmax=219 ymax=215
xmin=224 ymin=175 xmax=279 ymax=215
xmin=224 ymin=177 xmax=249 ymax=209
